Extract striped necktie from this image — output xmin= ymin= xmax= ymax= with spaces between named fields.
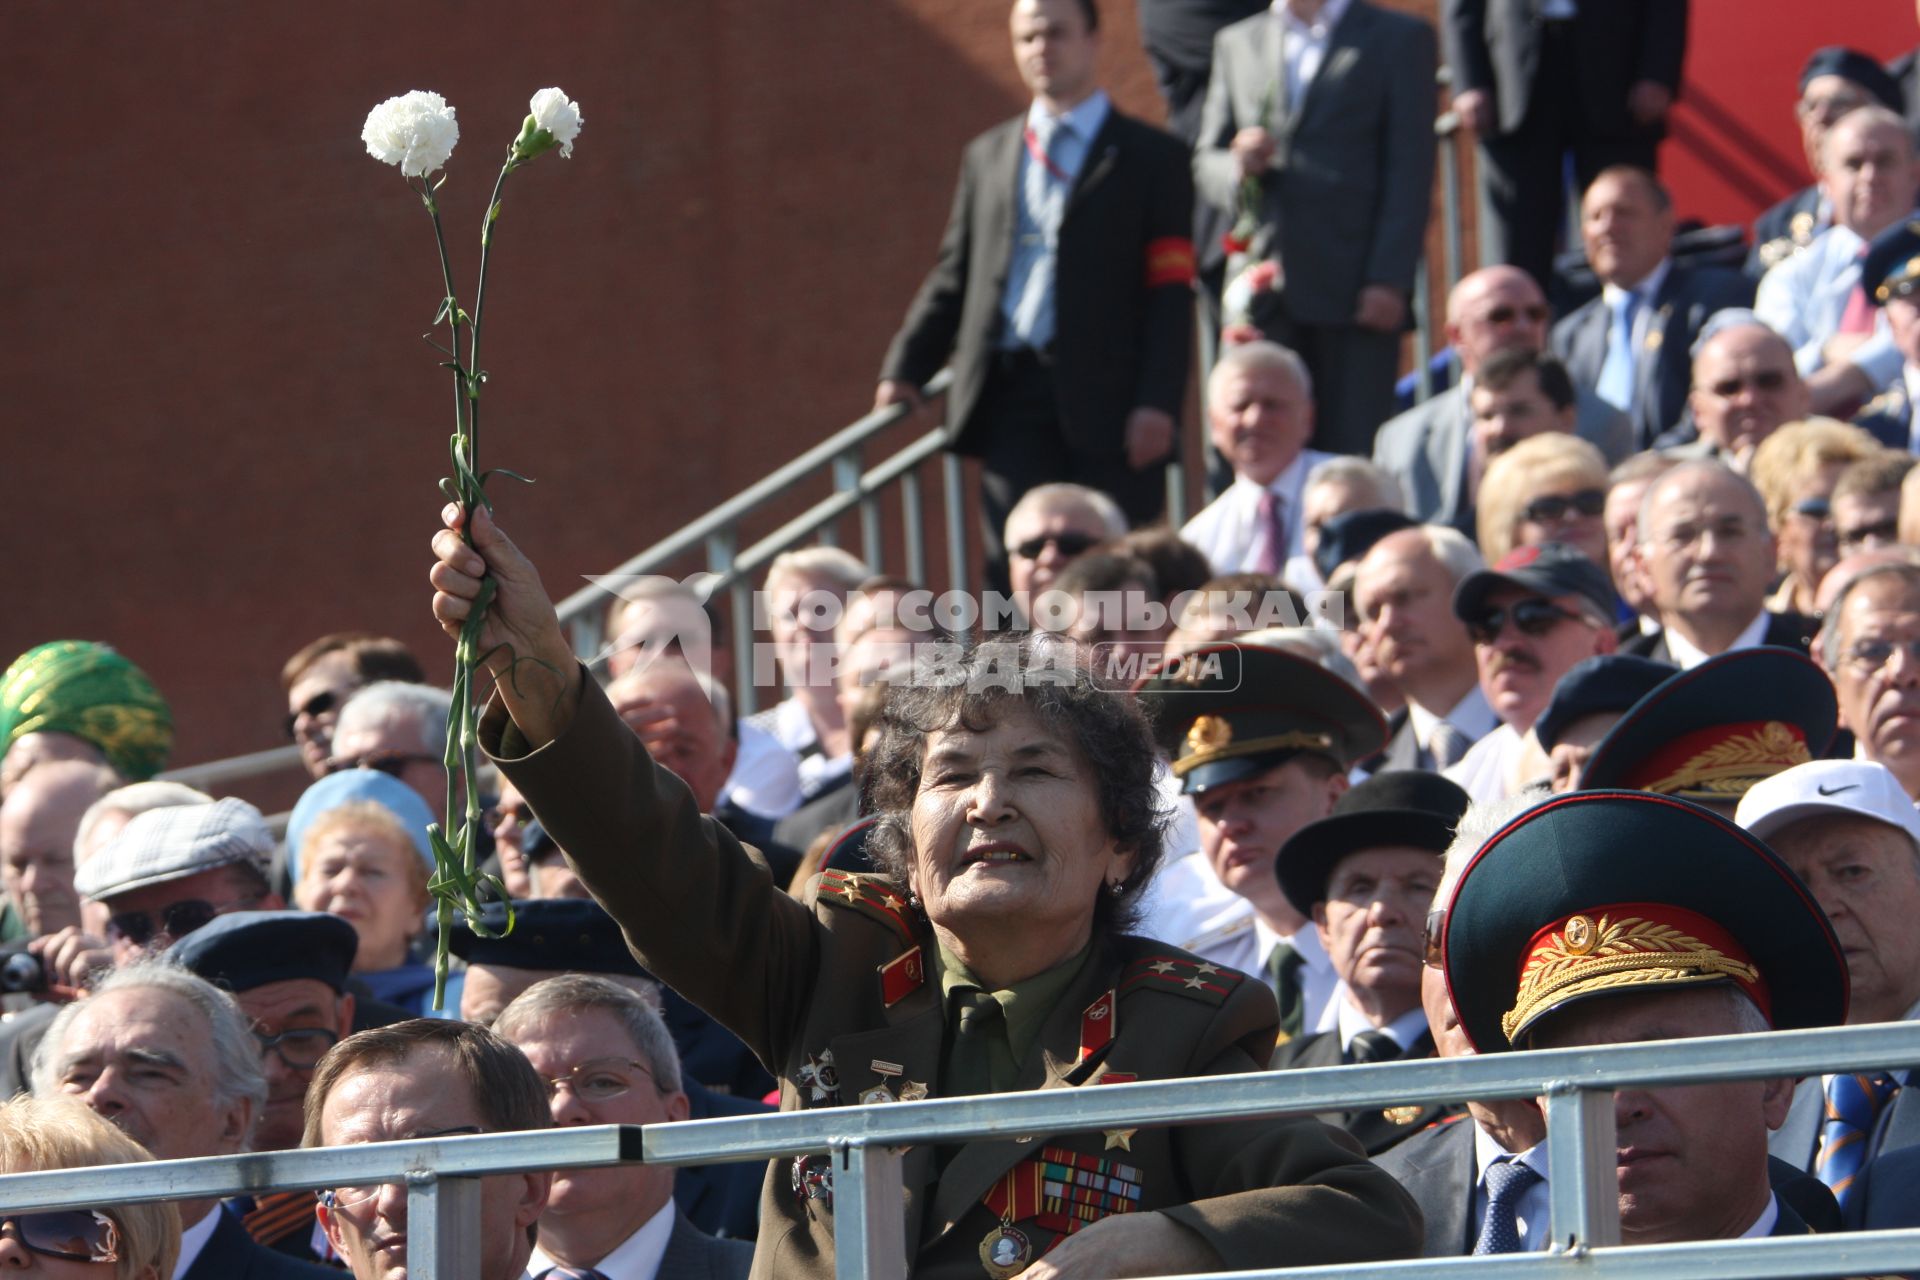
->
xmin=1816 ymin=1071 xmax=1898 ymax=1206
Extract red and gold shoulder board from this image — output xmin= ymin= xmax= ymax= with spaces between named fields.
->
xmin=818 ymin=870 xmax=918 ymax=946
xmin=1118 ymin=954 xmax=1243 ymax=1007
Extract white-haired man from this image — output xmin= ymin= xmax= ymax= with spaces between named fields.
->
xmin=330 ymin=680 xmax=452 ymax=811
xmin=34 ymin=961 xmax=335 ymax=1278
xmin=752 ymin=546 xmax=871 ymax=802
xmin=1182 ymin=340 xmax=1336 ymax=577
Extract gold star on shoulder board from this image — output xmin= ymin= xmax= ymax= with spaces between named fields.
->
xmin=1149 ymin=960 xmax=1178 ymax=975
xmin=832 ymin=881 xmax=861 ymax=900
xmin=1182 ymin=976 xmax=1206 ymax=990
xmin=1104 ymin=1128 xmax=1136 ymax=1151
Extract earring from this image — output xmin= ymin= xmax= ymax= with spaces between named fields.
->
xmin=1106 ymin=881 xmax=1123 ymax=898
xmin=908 ymin=892 xmax=922 ymax=911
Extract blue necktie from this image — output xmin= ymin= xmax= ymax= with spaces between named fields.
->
xmin=1816 ymin=1072 xmax=1898 ymax=1207
xmin=1473 ymin=1157 xmax=1542 ymax=1254
xmin=1594 ymin=289 xmax=1642 ymax=411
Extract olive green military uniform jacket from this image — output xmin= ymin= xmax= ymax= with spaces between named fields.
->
xmin=485 ymin=672 xmax=1423 ymax=1277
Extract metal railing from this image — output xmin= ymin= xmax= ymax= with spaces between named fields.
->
xmin=8 ymin=1021 xmax=1920 ymax=1279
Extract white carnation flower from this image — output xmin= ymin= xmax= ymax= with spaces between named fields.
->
xmin=362 ymin=91 xmax=460 ymax=178
xmin=522 ymin=87 xmax=583 ymax=159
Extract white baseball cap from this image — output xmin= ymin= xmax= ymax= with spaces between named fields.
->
xmin=1735 ymin=759 xmax=1920 ymax=851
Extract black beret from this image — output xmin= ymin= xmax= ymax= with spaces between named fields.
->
xmin=442 ymin=898 xmax=645 ymax=977
xmin=167 ymin=910 xmax=358 ymax=994
xmin=1313 ymin=508 xmax=1418 ymax=583
xmin=1798 ymin=47 xmax=1903 ymax=113
xmin=1533 ymin=654 xmax=1677 ymax=751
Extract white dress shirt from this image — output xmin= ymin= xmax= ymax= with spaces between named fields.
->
xmin=1905 ymin=363 xmax=1920 ymax=454
xmin=1662 ymin=607 xmax=1770 ymax=670
xmin=1740 ymin=1195 xmax=1782 ymax=1238
xmin=1272 ymin=0 xmax=1352 ymax=113
xmin=527 ymin=1202 xmax=676 ymax=1280
xmin=1756 ymin=223 xmax=1902 ymax=386
xmin=1181 ymin=449 xmax=1336 ymax=576
xmin=719 ymin=718 xmax=804 ymax=819
xmin=1472 ymin=1128 xmax=1552 ymax=1252
xmin=1335 ymin=1001 xmax=1431 ymax=1056
xmin=1444 ymin=723 xmax=1528 ymax=804
xmin=1406 ymin=686 xmax=1498 ymax=767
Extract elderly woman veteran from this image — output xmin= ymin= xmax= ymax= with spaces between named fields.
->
xmin=430 ymin=506 xmax=1421 ymax=1279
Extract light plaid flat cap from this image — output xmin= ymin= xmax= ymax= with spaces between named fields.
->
xmin=74 ymin=796 xmax=272 ymax=900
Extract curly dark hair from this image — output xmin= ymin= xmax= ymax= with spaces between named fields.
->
xmin=862 ymin=632 xmax=1168 ymax=934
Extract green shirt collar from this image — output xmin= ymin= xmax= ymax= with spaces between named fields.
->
xmin=937 ymin=938 xmax=1095 ymax=1067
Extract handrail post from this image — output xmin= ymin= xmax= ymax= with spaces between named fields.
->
xmin=831 ymin=1139 xmax=907 ymax=1280
xmin=406 ymin=1170 xmax=481 ymax=1279
xmin=705 ymin=528 xmax=757 ymax=717
xmin=1412 ymin=258 xmax=1434 ymax=404
xmin=830 ymin=448 xmax=863 ymax=552
xmin=901 ymin=467 xmax=927 ymax=584
xmin=1164 ymin=457 xmax=1187 ymax=529
xmin=1543 ymin=1081 xmax=1621 ymax=1252
xmin=942 ymin=453 xmax=968 ymax=596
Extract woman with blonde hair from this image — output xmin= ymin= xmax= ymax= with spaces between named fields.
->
xmin=1747 ymin=418 xmax=1879 ymax=615
xmin=1476 ymin=432 xmax=1609 ymax=567
xmin=0 ymin=1095 xmax=178 ymax=1278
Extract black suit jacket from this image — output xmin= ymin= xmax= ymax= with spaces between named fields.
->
xmin=1443 ymin=0 xmax=1687 ymax=139
xmin=1372 ymin=1114 xmax=1479 ymax=1255
xmin=1621 ymin=613 xmax=1816 ymax=666
xmin=1551 ymin=262 xmax=1756 ymax=449
xmin=1271 ymin=1027 xmax=1448 ymax=1154
xmin=880 ymin=107 xmax=1194 ymax=457
xmin=185 ymin=1208 xmax=339 ymax=1280
xmin=1850 ymin=1142 xmax=1920 ymax=1231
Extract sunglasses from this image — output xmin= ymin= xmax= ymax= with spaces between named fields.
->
xmin=0 ymin=1210 xmax=121 ymax=1263
xmin=1012 ymin=532 xmax=1098 ymax=561
xmin=1466 ymin=597 xmax=1583 ymax=646
xmin=107 ymin=895 xmax=259 ymax=947
xmin=1481 ymin=303 xmax=1549 ymax=326
xmin=1520 ymin=489 xmax=1605 ymax=524
xmin=1792 ymin=496 xmax=1832 ymax=521
xmin=1701 ymin=370 xmax=1789 ymax=399
xmin=1840 ymin=520 xmax=1900 ymax=551
xmin=283 ymin=690 xmax=342 ymax=740
xmin=324 ymin=750 xmax=440 ymax=779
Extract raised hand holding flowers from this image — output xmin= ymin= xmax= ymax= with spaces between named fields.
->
xmin=362 ymin=85 xmax=584 ymax=1007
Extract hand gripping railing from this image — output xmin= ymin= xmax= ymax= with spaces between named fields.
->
xmin=5 ymin=1021 xmax=1920 ymax=1279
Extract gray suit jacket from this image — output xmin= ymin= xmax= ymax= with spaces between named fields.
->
xmin=1371 ymin=382 xmax=1635 ymax=531
xmin=661 ymin=1210 xmax=755 ymax=1280
xmin=1195 ymin=2 xmax=1436 ymax=325
xmin=1372 ymin=1116 xmax=1477 ymax=1256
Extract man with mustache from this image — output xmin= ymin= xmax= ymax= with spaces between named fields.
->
xmin=1623 ymin=460 xmax=1815 ymax=668
xmin=1442 ymin=544 xmax=1619 ymax=803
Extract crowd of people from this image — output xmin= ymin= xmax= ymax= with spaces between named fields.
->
xmin=5 ymin=0 xmax=1920 ymax=1276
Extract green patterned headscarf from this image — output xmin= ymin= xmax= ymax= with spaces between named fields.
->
xmin=0 ymin=641 xmax=173 ymax=781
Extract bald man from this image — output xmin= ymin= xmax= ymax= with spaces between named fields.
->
xmin=0 ymin=761 xmax=117 ymax=938
xmin=1374 ymin=266 xmax=1633 ymax=534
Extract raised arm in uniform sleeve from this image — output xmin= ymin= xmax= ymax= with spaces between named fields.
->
xmin=482 ymin=669 xmax=821 ymax=1069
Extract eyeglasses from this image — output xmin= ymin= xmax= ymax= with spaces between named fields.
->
xmin=321 ymin=1127 xmax=485 ymax=1208
xmin=1480 ymin=303 xmax=1550 ymax=326
xmin=0 ymin=1210 xmax=121 ymax=1264
xmin=541 ymin=1057 xmax=658 ymax=1105
xmin=1700 ymin=369 xmax=1790 ymax=399
xmin=254 ymin=1026 xmax=339 ymax=1070
xmin=1423 ymin=910 xmax=1446 ymax=969
xmin=283 ymin=690 xmax=342 ymax=740
xmin=324 ymin=750 xmax=441 ymax=779
xmin=1844 ymin=638 xmax=1920 ymax=671
xmin=106 ymin=895 xmax=261 ymax=947
xmin=1520 ymin=489 xmax=1605 ymax=524
xmin=1465 ymin=598 xmax=1584 ymax=646
xmin=484 ymin=800 xmax=529 ymax=828
xmin=1012 ymin=532 xmax=1099 ymax=561
xmin=1792 ymin=496 xmax=1833 ymax=521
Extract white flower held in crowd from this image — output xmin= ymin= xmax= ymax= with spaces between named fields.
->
xmin=361 ymin=90 xmax=460 ymax=178
xmin=514 ymin=87 xmax=584 ymax=161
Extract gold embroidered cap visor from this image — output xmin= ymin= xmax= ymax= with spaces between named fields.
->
xmin=1577 ymin=647 xmax=1837 ymax=801
xmin=1137 ymin=642 xmax=1387 ymax=795
xmin=1864 ymin=219 xmax=1920 ymax=307
xmin=1440 ymin=790 xmax=1848 ymax=1052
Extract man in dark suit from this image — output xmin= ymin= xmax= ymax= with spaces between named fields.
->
xmin=1442 ymin=791 xmax=1849 ymax=1247
xmin=32 ymin=963 xmax=337 ymax=1279
xmin=1622 ymin=460 xmax=1816 ymax=667
xmin=1375 ymin=266 xmax=1632 ymax=533
xmin=1269 ymin=773 xmax=1468 ymax=1154
xmin=1351 ymin=527 xmax=1495 ymax=773
xmin=498 ymin=974 xmax=754 ymax=1279
xmin=1552 ymin=167 xmax=1755 ymax=450
xmin=877 ymin=0 xmax=1194 ymax=591
xmin=1194 ymin=0 xmax=1437 ymax=456
xmin=1442 ymin=0 xmax=1686 ymax=292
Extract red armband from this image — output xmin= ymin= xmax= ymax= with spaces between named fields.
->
xmin=1144 ymin=236 xmax=1196 ymax=288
